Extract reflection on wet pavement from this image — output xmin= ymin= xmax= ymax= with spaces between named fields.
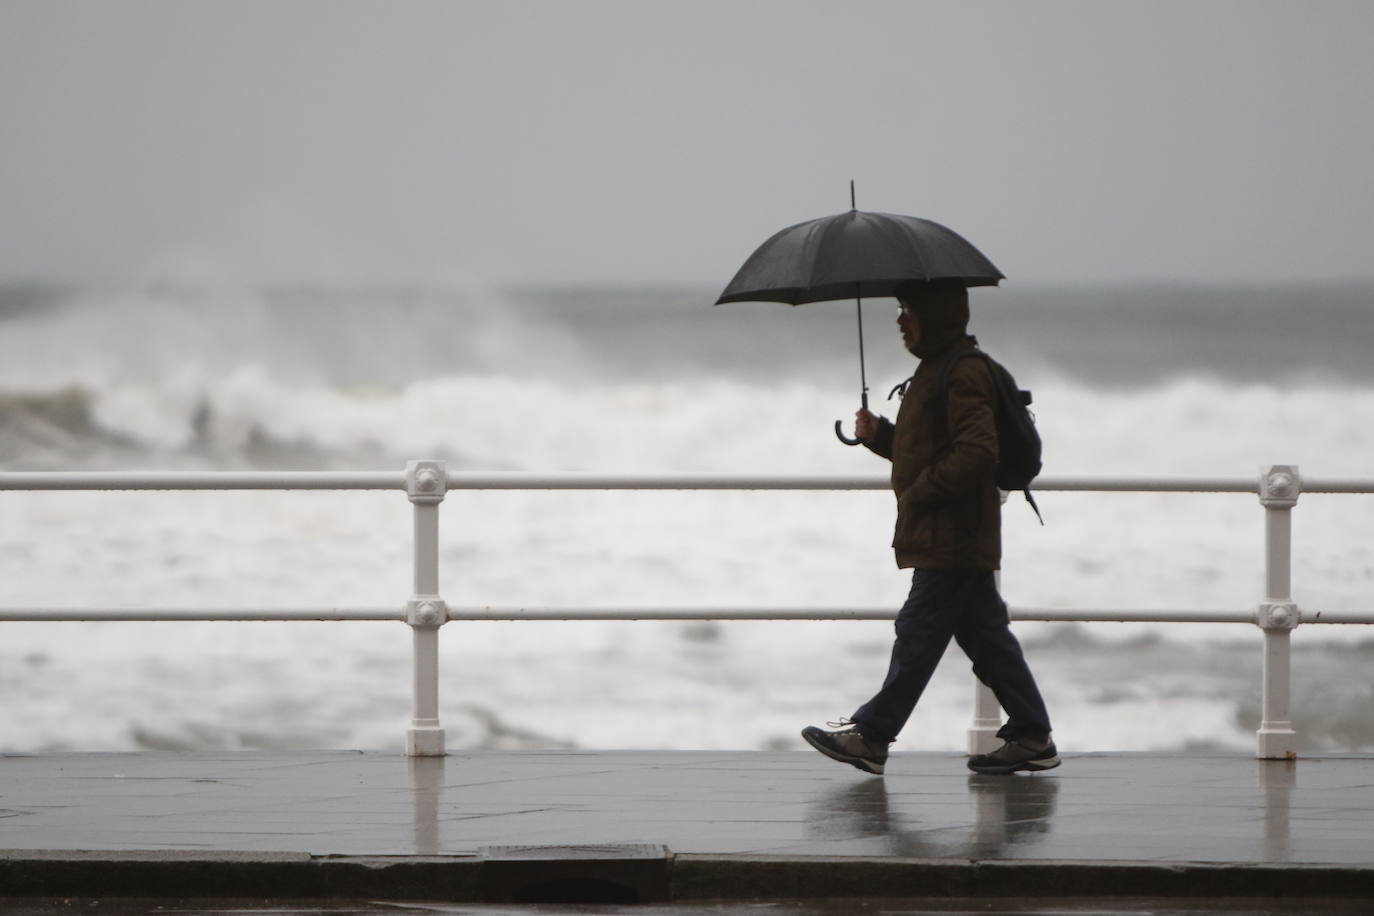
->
xmin=2 ymin=750 xmax=1372 ymax=909
xmin=803 ymin=769 xmax=1060 ymax=858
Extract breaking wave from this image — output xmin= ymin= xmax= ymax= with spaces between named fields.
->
xmin=2 ymin=282 xmax=1373 ymax=753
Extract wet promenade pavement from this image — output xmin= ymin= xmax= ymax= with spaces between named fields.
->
xmin=1 ymin=750 xmax=1372 ymax=909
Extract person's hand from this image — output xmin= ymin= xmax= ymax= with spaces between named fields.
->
xmin=854 ymin=408 xmax=880 ymax=443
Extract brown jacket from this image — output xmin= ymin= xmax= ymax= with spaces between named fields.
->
xmin=866 ymin=336 xmax=1002 ymax=570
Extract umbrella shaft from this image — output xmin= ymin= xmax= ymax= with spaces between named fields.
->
xmin=855 ymin=294 xmax=869 ymax=407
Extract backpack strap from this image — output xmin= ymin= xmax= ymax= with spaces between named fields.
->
xmin=1021 ymin=483 xmax=1045 ymax=525
xmin=930 ymin=349 xmax=991 ymax=454
xmin=937 ymin=349 xmax=1044 ymax=525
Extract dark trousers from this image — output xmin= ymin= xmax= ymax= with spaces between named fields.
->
xmin=852 ymin=568 xmax=1052 ymax=745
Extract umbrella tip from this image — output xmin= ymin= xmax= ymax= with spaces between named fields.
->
xmin=849 ymin=179 xmax=856 ymax=210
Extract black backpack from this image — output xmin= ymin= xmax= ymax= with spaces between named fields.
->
xmin=938 ymin=350 xmax=1044 ymax=523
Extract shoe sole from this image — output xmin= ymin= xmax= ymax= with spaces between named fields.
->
xmin=801 ymin=728 xmax=885 ymax=775
xmin=967 ymin=753 xmax=1061 ymax=775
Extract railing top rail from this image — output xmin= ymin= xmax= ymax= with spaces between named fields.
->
xmin=1035 ymin=476 xmax=1257 ymax=493
xmin=0 ymin=607 xmax=402 ymax=622
xmin=445 ymin=472 xmax=891 ymax=490
xmin=3 ymin=606 xmax=1371 ymax=624
xmin=1038 ymin=476 xmax=1374 ymax=494
xmin=1 ymin=469 xmax=1371 ymax=495
xmin=0 ymin=471 xmax=405 ymax=491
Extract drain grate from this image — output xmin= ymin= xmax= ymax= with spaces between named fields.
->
xmin=480 ymin=844 xmax=671 ymax=903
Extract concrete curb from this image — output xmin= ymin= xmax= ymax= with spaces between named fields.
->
xmin=671 ymin=854 xmax=1374 ymax=900
xmin=4 ymin=850 xmax=1374 ymax=903
xmin=0 ymin=852 xmax=482 ymax=902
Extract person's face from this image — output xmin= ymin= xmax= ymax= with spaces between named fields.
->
xmin=897 ymin=298 xmax=922 ymax=355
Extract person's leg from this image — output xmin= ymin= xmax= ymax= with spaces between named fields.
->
xmin=849 ymin=568 xmax=964 ymax=744
xmin=952 ymin=571 xmax=1052 ymax=741
xmin=955 ymin=571 xmax=1060 ymax=774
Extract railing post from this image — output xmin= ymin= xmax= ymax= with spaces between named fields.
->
xmin=969 ymin=682 xmax=1002 ymax=755
xmin=968 ymin=568 xmax=1005 ymax=755
xmin=406 ymin=460 xmax=449 ymax=757
xmin=1256 ymin=465 xmax=1301 ymax=760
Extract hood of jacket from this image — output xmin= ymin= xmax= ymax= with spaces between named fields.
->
xmin=904 ymin=281 xmax=972 ymax=359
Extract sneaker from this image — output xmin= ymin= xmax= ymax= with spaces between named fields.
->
xmin=801 ymin=720 xmax=889 ymax=775
xmin=967 ymin=739 xmax=1060 ymax=774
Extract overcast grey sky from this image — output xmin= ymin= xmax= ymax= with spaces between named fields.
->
xmin=2 ymin=0 xmax=1371 ymax=288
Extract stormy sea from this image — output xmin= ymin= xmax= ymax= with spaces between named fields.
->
xmin=2 ymin=281 xmax=1373 ymax=755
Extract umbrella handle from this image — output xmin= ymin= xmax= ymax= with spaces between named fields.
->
xmin=835 ymin=386 xmax=870 ymax=446
xmin=834 ymin=420 xmax=864 ymax=446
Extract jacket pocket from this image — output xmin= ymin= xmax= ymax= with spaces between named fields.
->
xmin=943 ymin=497 xmax=980 ymax=556
xmin=893 ymin=501 xmax=938 ymax=555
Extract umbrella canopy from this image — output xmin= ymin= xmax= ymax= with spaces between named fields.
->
xmin=715 ymin=204 xmax=1002 ymax=445
xmin=715 ymin=208 xmax=1003 ymax=306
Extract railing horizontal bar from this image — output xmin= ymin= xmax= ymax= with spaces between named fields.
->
xmin=445 ymin=472 xmax=890 ymax=490
xmin=3 ymin=470 xmax=1372 ymax=495
xmin=1300 ymin=479 xmax=1374 ymax=494
xmin=2 ymin=606 xmax=1369 ymax=624
xmin=448 ymin=475 xmax=1371 ymax=495
xmin=1012 ymin=607 xmax=1255 ymax=623
xmin=1035 ymin=477 xmax=1373 ymax=495
xmin=447 ymin=607 xmax=895 ymax=620
xmin=446 ymin=473 xmax=1270 ymax=493
xmin=0 ymin=608 xmax=401 ymax=621
xmin=1301 ymin=610 xmax=1374 ymax=624
xmin=0 ymin=472 xmax=404 ymax=491
xmin=0 ymin=604 xmax=1368 ymax=626
xmin=444 ymin=606 xmax=1357 ymax=624
xmin=1033 ymin=476 xmax=1257 ymax=493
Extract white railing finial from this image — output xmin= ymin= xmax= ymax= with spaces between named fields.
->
xmin=1259 ymin=465 xmax=1301 ymax=509
xmin=406 ymin=460 xmax=448 ymax=504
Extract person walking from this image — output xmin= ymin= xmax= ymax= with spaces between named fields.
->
xmin=802 ymin=280 xmax=1058 ymax=776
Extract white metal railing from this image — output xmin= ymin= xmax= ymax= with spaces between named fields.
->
xmin=3 ymin=462 xmax=1372 ymax=759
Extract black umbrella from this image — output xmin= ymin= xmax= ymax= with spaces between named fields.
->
xmin=716 ymin=185 xmax=1003 ymax=444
